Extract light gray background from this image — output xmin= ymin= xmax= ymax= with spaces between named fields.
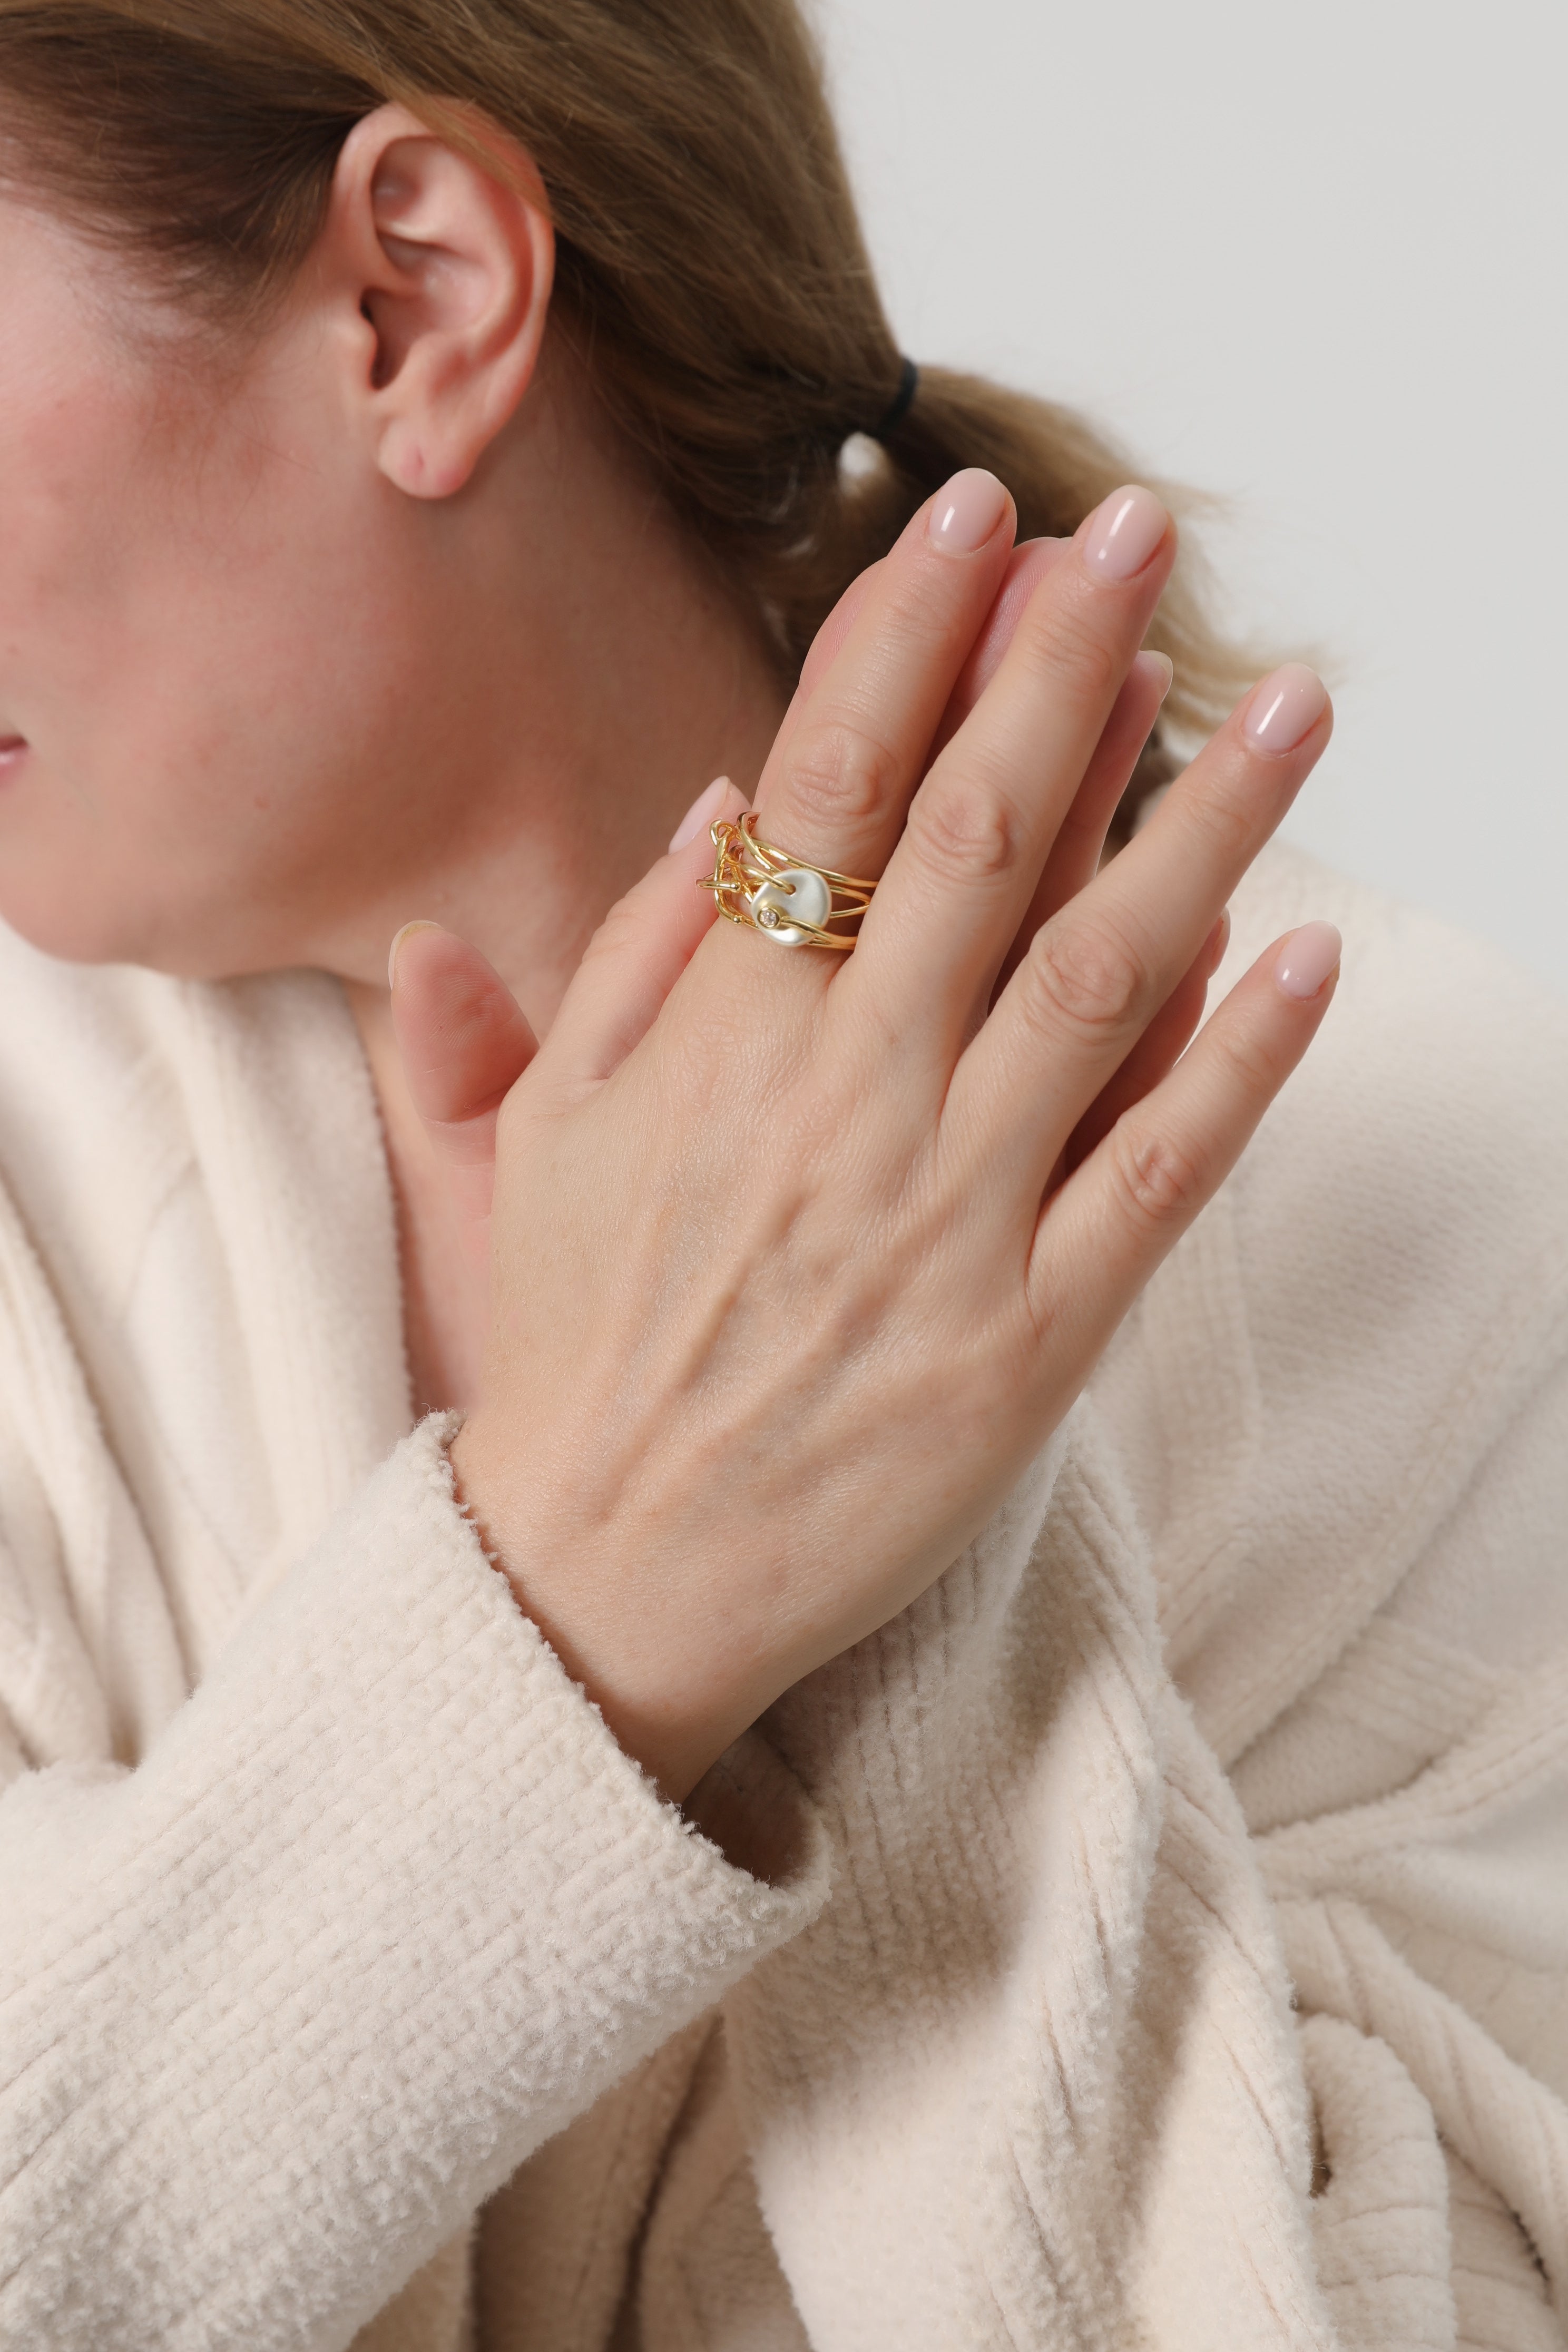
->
xmin=817 ymin=0 xmax=1566 ymax=997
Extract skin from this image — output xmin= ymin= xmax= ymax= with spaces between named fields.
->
xmin=0 ymin=107 xmax=1336 ymax=1804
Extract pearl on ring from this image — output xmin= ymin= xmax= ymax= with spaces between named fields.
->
xmin=750 ymin=865 xmax=831 ymax=947
xmin=700 ymin=813 xmax=875 ymax=951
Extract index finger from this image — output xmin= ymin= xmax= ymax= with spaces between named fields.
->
xmin=751 ymin=470 xmax=1017 ymax=883
xmin=768 ymin=537 xmax=1068 ymax=780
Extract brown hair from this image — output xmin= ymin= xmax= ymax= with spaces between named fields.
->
xmin=0 ymin=0 xmax=1255 ymax=826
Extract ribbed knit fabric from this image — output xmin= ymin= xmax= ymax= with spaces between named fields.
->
xmin=0 ymin=840 xmax=1563 ymax=2350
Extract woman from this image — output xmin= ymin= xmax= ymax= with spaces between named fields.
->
xmin=1 ymin=2 xmax=1564 ymax=2348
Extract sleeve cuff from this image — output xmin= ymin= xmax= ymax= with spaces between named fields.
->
xmin=3 ymin=1414 xmax=830 ymax=2349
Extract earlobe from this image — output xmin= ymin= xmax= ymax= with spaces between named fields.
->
xmin=327 ymin=104 xmax=556 ymax=502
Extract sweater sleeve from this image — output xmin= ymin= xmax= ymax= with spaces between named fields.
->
xmin=0 ymin=1414 xmax=830 ymax=2352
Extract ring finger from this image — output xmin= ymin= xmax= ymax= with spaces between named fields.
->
xmin=944 ymin=662 xmax=1332 ymax=1200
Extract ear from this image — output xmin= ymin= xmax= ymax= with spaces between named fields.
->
xmin=324 ymin=103 xmax=555 ymax=500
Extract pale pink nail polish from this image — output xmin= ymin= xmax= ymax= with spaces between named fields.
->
xmin=928 ymin=468 xmax=1010 ymax=554
xmin=1243 ymin=664 xmax=1328 ymax=753
xmin=1274 ymin=921 xmax=1341 ymax=1000
xmin=669 ymin=775 xmax=730 ymax=854
xmin=1081 ymin=485 xmax=1168 ymax=581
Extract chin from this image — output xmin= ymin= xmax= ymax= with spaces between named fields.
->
xmin=0 ymin=832 xmax=259 ymax=978
xmin=0 ymin=897 xmax=146 ymax=969
xmin=0 ymin=855 xmax=182 ymax=969
xmin=0 ymin=881 xmax=324 ymax=986
xmin=0 ymin=797 xmax=325 ymax=982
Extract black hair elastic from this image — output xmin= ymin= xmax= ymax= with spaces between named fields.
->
xmin=871 ymin=356 xmax=919 ymax=441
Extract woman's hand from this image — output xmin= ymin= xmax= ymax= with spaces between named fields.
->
xmin=410 ymin=473 xmax=1335 ymax=1802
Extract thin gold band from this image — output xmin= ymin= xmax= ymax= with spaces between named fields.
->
xmin=699 ymin=812 xmax=876 ymax=951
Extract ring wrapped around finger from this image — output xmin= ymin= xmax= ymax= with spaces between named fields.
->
xmin=699 ymin=812 xmax=876 ymax=950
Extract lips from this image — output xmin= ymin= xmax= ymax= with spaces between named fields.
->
xmin=0 ymin=737 xmax=27 ymax=765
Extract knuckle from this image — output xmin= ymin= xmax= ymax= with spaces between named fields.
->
xmin=581 ymin=893 xmax=644 ymax=965
xmin=905 ymin=773 xmax=1022 ymax=887
xmin=1023 ymin=914 xmax=1148 ymax=1042
xmin=1179 ymin=772 xmax=1257 ymax=869
xmin=782 ymin=718 xmax=899 ymax=834
xmin=1105 ymin=1117 xmax=1208 ymax=1229
xmin=495 ymin=1086 xmax=525 ymax=1150
xmin=1022 ymin=599 xmax=1124 ymax=710
xmin=1210 ymin=1013 xmax=1279 ymax=1097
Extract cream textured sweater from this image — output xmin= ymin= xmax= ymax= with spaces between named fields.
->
xmin=0 ymin=840 xmax=1564 ymax=2352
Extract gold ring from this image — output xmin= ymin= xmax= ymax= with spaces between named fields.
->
xmin=699 ymin=812 xmax=876 ymax=950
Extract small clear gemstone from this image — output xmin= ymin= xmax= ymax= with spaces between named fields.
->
xmin=757 ymin=903 xmax=779 ymax=928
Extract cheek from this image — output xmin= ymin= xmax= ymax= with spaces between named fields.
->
xmin=0 ymin=369 xmax=139 ymax=710
xmin=0 ymin=354 xmax=424 ymax=966
xmin=5 ymin=371 xmax=345 ymax=773
xmin=0 ymin=360 xmax=209 ymax=949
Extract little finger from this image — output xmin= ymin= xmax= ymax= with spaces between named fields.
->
xmin=1029 ymin=922 xmax=1341 ymax=1354
xmin=944 ymin=662 xmax=1329 ymax=1198
xmin=1056 ymin=908 xmax=1228 ymax=1178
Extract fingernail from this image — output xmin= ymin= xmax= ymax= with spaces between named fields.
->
xmin=928 ymin=468 xmax=1010 ymax=554
xmin=1243 ymin=663 xmax=1328 ymax=753
xmin=1136 ymin=649 xmax=1174 ymax=702
xmin=1206 ymin=906 xmax=1231 ymax=971
xmin=669 ymin=775 xmax=731 ymax=854
xmin=1274 ymin=920 xmax=1341 ymax=1000
xmin=387 ymin=918 xmax=440 ymax=992
xmin=1081 ymin=485 xmax=1168 ymax=582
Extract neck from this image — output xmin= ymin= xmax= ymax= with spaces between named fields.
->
xmin=349 ymin=516 xmax=786 ymax=1042
xmin=338 ymin=399 xmax=788 ymax=1415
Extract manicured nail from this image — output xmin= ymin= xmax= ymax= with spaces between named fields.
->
xmin=1275 ymin=920 xmax=1341 ymax=1000
xmin=1136 ymin=649 xmax=1174 ymax=702
xmin=928 ymin=468 xmax=1010 ymax=554
xmin=669 ymin=775 xmax=731 ymax=854
xmin=1082 ymin=485 xmax=1168 ymax=581
xmin=1243 ymin=663 xmax=1328 ymax=753
xmin=387 ymin=918 xmax=441 ymax=992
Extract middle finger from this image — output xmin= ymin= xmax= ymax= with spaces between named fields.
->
xmin=945 ymin=662 xmax=1332 ymax=1206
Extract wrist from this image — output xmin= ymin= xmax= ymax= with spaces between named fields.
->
xmin=447 ymin=1415 xmax=756 ymax=1802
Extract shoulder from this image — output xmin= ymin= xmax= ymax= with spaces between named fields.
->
xmin=1225 ymin=834 xmax=1568 ymax=1205
xmin=1218 ymin=836 xmax=1568 ymax=1337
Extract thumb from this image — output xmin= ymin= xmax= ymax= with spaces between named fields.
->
xmin=387 ymin=922 xmax=538 ymax=1224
